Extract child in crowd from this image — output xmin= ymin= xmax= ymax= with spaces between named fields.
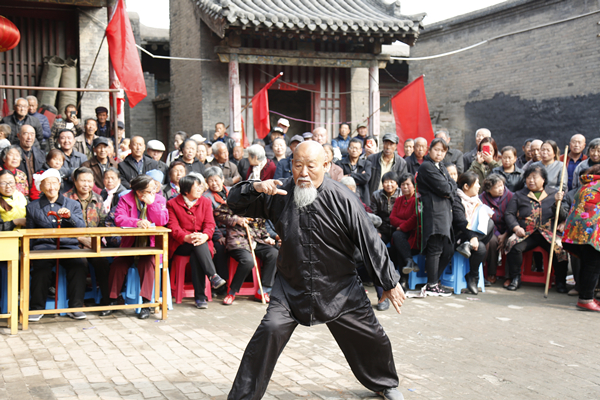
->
xmin=29 ymin=149 xmax=66 ymax=200
xmin=446 ymin=163 xmax=458 ymax=182
xmin=492 ymin=146 xmax=524 ymax=192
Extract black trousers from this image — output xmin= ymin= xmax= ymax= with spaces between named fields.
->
xmin=506 ymin=232 xmax=568 ymax=284
xmin=460 ymin=219 xmax=494 ymax=278
xmin=485 ymin=235 xmax=499 ymax=276
xmin=425 ymin=234 xmax=454 ymax=285
xmin=88 ymin=257 xmax=111 ymax=305
xmin=229 ymin=243 xmax=278 ymax=295
xmin=565 ymin=244 xmax=600 ymax=300
xmin=30 ymin=258 xmax=87 ymax=310
xmin=174 ymin=242 xmax=217 ymax=301
xmin=228 ymin=301 xmax=398 ymax=400
xmin=213 ymin=239 xmax=230 ymax=282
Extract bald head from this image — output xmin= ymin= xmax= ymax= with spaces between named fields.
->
xmin=292 ymin=141 xmax=328 ymax=188
xmin=530 ymin=139 xmax=543 ymax=162
xmin=570 ymin=134 xmax=586 ymax=156
xmin=475 ymin=128 xmax=491 ymax=146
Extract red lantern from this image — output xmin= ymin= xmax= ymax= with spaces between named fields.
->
xmin=0 ymin=16 xmax=20 ymax=53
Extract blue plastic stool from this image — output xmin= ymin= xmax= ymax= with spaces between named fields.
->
xmin=1 ymin=264 xmax=7 ymax=314
xmin=440 ymin=252 xmax=485 ymax=295
xmin=122 ymin=264 xmax=173 ymax=313
xmin=44 ymin=266 xmax=68 ymax=316
xmin=408 ymin=254 xmax=428 ymax=290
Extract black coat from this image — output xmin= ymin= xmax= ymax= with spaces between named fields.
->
xmin=405 ymin=153 xmax=424 ymax=176
xmin=443 ymin=147 xmax=465 ymax=174
xmin=26 ymin=194 xmax=85 ymax=250
xmin=462 ymin=148 xmax=477 ymax=172
xmin=505 ymin=186 xmax=568 ymax=233
xmin=492 ymin=166 xmax=524 ymax=193
xmin=18 ymin=145 xmax=46 ymax=184
xmin=100 ymin=184 xmax=127 ymax=209
xmin=367 ymin=152 xmax=407 ymax=199
xmin=227 ymin=178 xmax=399 ymax=326
xmin=175 ymin=156 xmax=205 ymax=176
xmin=416 ymin=156 xmax=455 ymax=249
xmin=3 ymin=113 xmax=43 ymax=147
xmin=370 ymin=188 xmax=401 ymax=239
xmin=336 ymin=158 xmax=372 ymax=205
xmin=118 ymin=154 xmax=159 ymax=189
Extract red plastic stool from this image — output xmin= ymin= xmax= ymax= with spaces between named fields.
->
xmin=228 ymin=258 xmax=261 ymax=296
xmin=521 ymin=246 xmax=553 ymax=284
xmin=170 ymin=255 xmax=212 ymax=304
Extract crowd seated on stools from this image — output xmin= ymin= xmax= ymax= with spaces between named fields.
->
xmin=3 ymin=101 xmax=600 ymax=322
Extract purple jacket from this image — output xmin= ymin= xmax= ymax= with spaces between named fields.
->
xmin=115 ymin=191 xmax=168 ymax=248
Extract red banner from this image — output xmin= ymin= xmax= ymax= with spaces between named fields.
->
xmin=391 ymin=75 xmax=434 ymax=157
xmin=252 ymin=73 xmax=282 ymax=139
xmin=106 ymin=0 xmax=147 ymax=108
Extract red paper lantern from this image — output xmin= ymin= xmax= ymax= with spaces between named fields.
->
xmin=0 ymin=16 xmax=20 ymax=53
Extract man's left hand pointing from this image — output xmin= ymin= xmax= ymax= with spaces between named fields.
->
xmin=254 ymin=180 xmax=288 ymax=196
xmin=380 ymin=283 xmax=406 ymax=314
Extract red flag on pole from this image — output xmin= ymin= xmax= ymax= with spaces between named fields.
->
xmin=1 ymin=99 xmax=8 ymax=118
xmin=106 ymin=0 xmax=147 ymax=108
xmin=391 ymin=75 xmax=434 ymax=157
xmin=252 ymin=72 xmax=283 ymax=139
xmin=240 ymin=116 xmax=250 ymax=148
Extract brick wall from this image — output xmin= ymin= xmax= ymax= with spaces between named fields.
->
xmin=409 ymin=0 xmax=600 ymax=154
xmin=127 ymin=72 xmax=156 ymax=142
xmin=78 ymin=8 xmax=109 ymax=120
xmin=169 ymin=0 xmax=204 ymax=151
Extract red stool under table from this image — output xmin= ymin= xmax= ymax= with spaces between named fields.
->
xmin=521 ymin=246 xmax=553 ymax=284
xmin=170 ymin=255 xmax=212 ymax=304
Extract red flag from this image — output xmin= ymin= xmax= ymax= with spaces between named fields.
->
xmin=106 ymin=0 xmax=147 ymax=108
xmin=391 ymin=75 xmax=434 ymax=157
xmin=1 ymin=99 xmax=9 ymax=119
xmin=240 ymin=116 xmax=250 ymax=148
xmin=252 ymin=73 xmax=283 ymax=139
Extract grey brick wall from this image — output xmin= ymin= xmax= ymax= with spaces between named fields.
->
xmin=127 ymin=72 xmax=156 ymax=142
xmin=409 ymin=0 xmax=600 ymax=154
xmin=78 ymin=8 xmax=109 ymax=120
xmin=169 ymin=0 xmax=204 ymax=150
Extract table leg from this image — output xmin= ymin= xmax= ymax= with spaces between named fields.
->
xmin=8 ymin=259 xmax=17 ymax=334
xmin=154 ymin=253 xmax=160 ymax=315
xmin=161 ymin=235 xmax=168 ymax=320
xmin=20 ymin=238 xmax=30 ymax=331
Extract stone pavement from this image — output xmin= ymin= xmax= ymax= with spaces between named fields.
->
xmin=1 ymin=282 xmax=599 ymax=400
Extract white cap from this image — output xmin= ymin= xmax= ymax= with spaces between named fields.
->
xmin=147 ymin=140 xmax=166 ymax=152
xmin=190 ymin=134 xmax=206 ymax=143
xmin=34 ymin=168 xmax=62 ymax=191
xmin=277 ymin=118 xmax=290 ymax=127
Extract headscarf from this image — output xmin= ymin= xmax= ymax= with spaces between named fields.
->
xmin=146 ymin=169 xmax=164 ymax=184
xmin=34 ymin=168 xmax=62 ymax=191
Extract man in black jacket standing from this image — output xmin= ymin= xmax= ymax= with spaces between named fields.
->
xmin=118 ymin=136 xmax=158 ymax=189
xmin=17 ymin=124 xmax=45 ymax=187
xmin=3 ymin=98 xmax=43 ymax=147
xmin=226 ymin=141 xmax=406 ymax=400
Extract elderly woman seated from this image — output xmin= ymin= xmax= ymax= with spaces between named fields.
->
xmin=167 ymin=173 xmax=226 ymax=309
xmin=26 ymin=169 xmax=87 ymax=322
xmin=176 ymin=139 xmax=205 ymax=175
xmin=107 ymin=175 xmax=169 ymax=319
xmin=214 ymin=200 xmax=277 ymax=306
xmin=244 ymin=144 xmax=276 ymax=181
xmin=2 ymin=145 xmax=29 ymax=198
xmin=163 ymin=161 xmax=187 ymax=201
xmin=101 ymin=167 xmax=126 ymax=213
xmin=203 ymin=166 xmax=230 ymax=287
xmin=504 ymin=165 xmax=569 ymax=291
xmin=389 ymin=173 xmax=419 ymax=279
xmin=479 ymin=173 xmax=513 ymax=284
xmin=0 ymin=169 xmax=27 ymax=231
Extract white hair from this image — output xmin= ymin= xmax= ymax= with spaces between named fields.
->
xmin=247 ymin=144 xmax=266 ymax=161
xmin=14 ymin=97 xmax=27 ymax=106
xmin=340 ymin=176 xmax=356 ymax=188
xmin=211 ymin=141 xmax=227 ymax=154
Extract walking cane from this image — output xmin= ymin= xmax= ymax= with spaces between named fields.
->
xmin=544 ymin=146 xmax=569 ymax=298
xmin=47 ymin=211 xmax=62 ymax=309
xmin=245 ymin=224 xmax=266 ymax=305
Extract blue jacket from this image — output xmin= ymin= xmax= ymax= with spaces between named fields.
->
xmin=332 ymin=135 xmax=351 ymax=158
xmin=26 ymin=194 xmax=85 ymax=250
xmin=273 ymin=155 xmax=293 ymax=180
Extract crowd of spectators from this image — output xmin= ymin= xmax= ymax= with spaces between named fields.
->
xmin=1 ymin=97 xmax=600 ymax=322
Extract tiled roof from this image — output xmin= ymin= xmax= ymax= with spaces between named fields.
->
xmin=196 ymin=0 xmax=425 ymax=40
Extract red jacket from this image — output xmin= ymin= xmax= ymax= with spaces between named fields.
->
xmin=245 ymin=159 xmax=276 ymax=181
xmin=166 ymin=194 xmax=216 ymax=259
xmin=389 ymin=194 xmax=418 ymax=249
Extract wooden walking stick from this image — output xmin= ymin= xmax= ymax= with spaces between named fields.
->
xmin=245 ymin=224 xmax=266 ymax=305
xmin=544 ymin=146 xmax=569 ymax=298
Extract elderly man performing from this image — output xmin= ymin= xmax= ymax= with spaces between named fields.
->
xmin=226 ymin=141 xmax=406 ymax=400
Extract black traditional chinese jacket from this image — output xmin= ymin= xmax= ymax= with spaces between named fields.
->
xmin=227 ymin=177 xmax=399 ymax=326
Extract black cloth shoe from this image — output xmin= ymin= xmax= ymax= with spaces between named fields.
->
xmin=138 ymin=307 xmax=151 ymax=319
xmin=376 ymin=299 xmax=390 ymax=311
xmin=506 ymin=276 xmax=521 ymax=291
xmin=465 ymin=273 xmax=478 ymax=295
xmin=556 ymin=282 xmax=568 ymax=293
xmin=377 ymin=388 xmax=404 ymax=400
xmin=100 ymin=301 xmax=117 ymax=316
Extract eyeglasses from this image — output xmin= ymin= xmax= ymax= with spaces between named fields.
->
xmin=0 ymin=182 xmax=16 ymax=188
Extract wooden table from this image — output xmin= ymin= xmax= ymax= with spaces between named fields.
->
xmin=0 ymin=231 xmax=22 ymax=335
xmin=18 ymin=227 xmax=170 ymax=330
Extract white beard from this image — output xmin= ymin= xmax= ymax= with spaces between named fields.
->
xmin=294 ymin=181 xmax=318 ymax=209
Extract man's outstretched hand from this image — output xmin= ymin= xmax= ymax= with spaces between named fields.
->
xmin=254 ymin=180 xmax=288 ymax=196
xmin=380 ymin=283 xmax=406 ymax=314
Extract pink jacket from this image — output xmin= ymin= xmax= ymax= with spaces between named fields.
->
xmin=115 ymin=191 xmax=169 ymax=248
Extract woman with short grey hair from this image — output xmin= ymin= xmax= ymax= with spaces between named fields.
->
xmin=572 ymin=138 xmax=600 ymax=190
xmin=245 ymin=144 xmax=276 ymax=181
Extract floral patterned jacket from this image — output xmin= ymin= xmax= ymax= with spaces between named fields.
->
xmin=214 ymin=202 xmax=272 ymax=252
xmin=563 ymin=174 xmax=600 ymax=251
